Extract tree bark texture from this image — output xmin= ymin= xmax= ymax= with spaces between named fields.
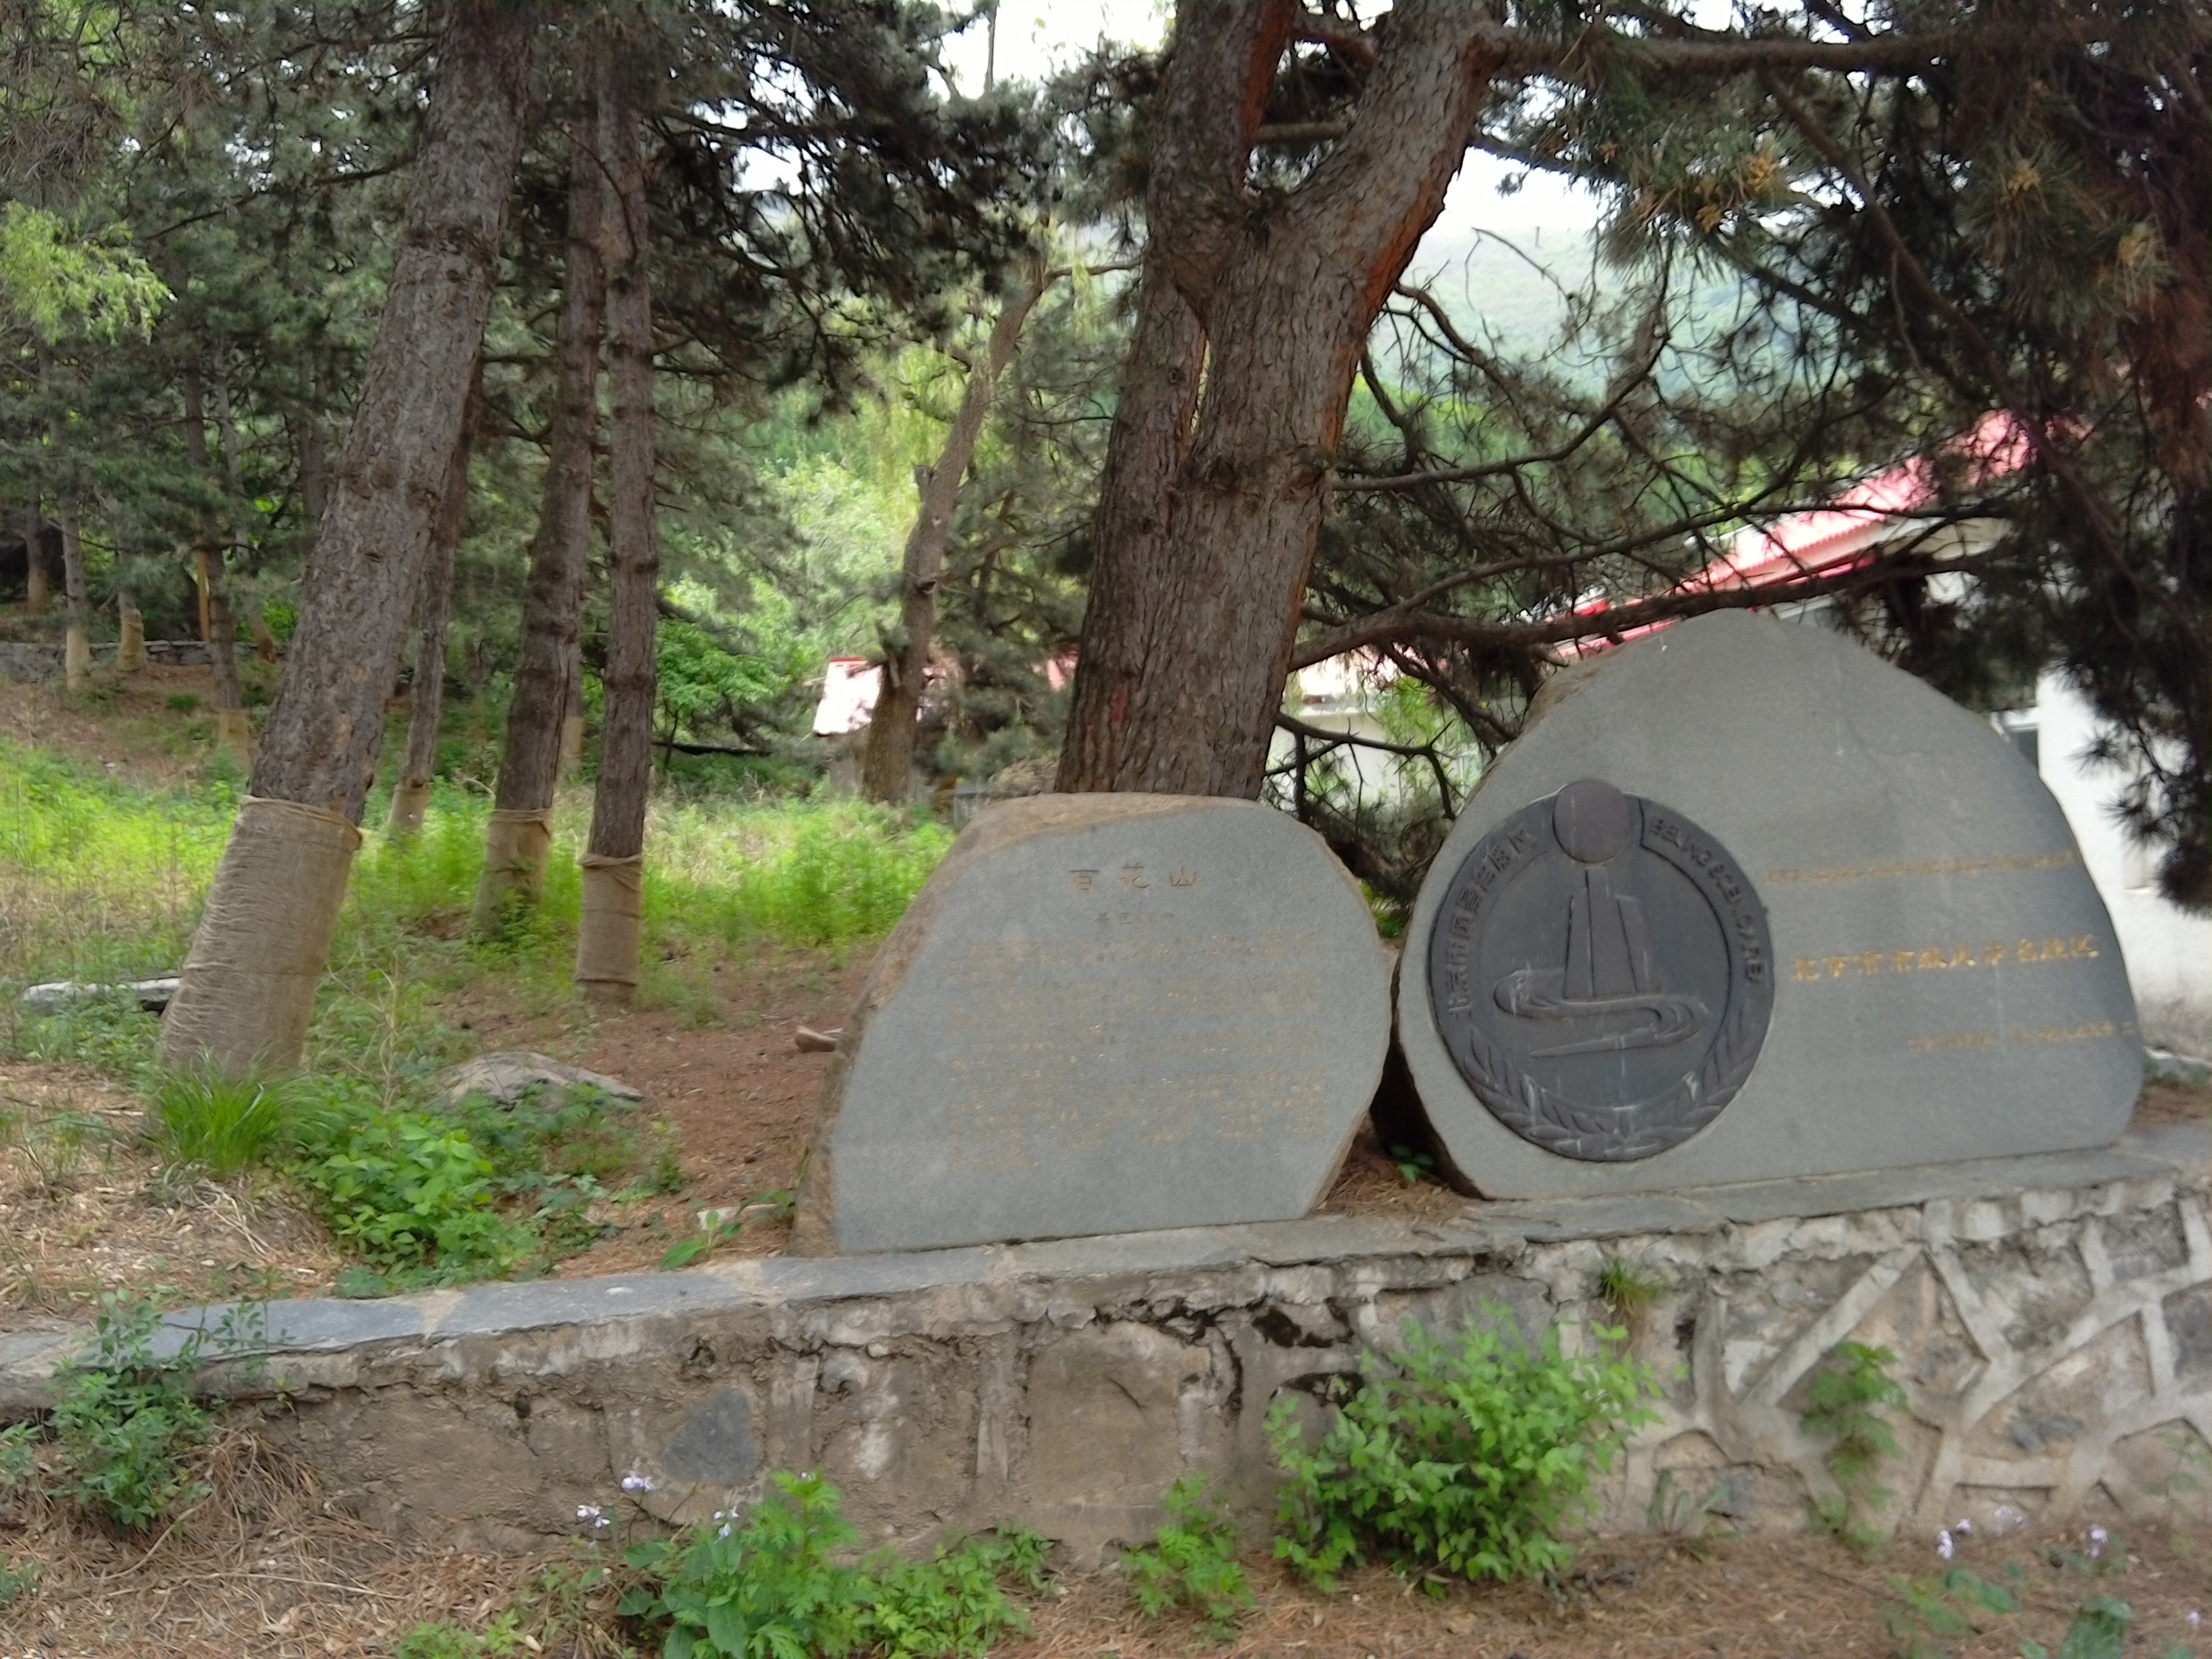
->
xmin=38 ymin=349 xmax=91 ymax=690
xmin=477 ymin=78 xmax=611 ymax=926
xmin=182 ymin=365 xmax=251 ymax=766
xmin=577 ymin=67 xmax=656 ymax=1003
xmin=117 ymin=590 xmax=144 ymax=671
xmin=21 ymin=504 xmax=47 ymax=614
xmin=389 ymin=369 xmax=480 ymax=838
xmin=860 ymin=260 xmax=1052 ymax=803
xmin=1059 ymin=0 xmax=1498 ymax=798
xmin=160 ymin=0 xmax=535 ymax=1078
xmin=560 ymin=644 xmax=585 ymax=778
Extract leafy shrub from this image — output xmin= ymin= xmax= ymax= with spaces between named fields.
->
xmin=392 ymin=1615 xmax=522 ymax=1658
xmin=1121 ymin=1474 xmax=1251 ymax=1639
xmin=1269 ymin=1314 xmax=1659 ymax=1589
xmin=618 ymin=1471 xmax=1046 ymax=1659
xmin=289 ymin=1101 xmax=533 ymax=1283
xmin=620 ymin=1471 xmax=867 ymax=1658
xmin=1802 ymin=1340 xmax=1907 ymax=1552
xmin=146 ymin=1069 xmax=292 ymax=1175
xmin=0 ymin=1293 xmax=260 ymax=1534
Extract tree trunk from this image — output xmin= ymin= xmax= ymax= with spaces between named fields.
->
xmin=560 ymin=639 xmax=586 ymax=778
xmin=859 ymin=260 xmax=1052 ymax=803
xmin=1058 ymin=0 xmax=1496 ymax=797
xmin=116 ymin=590 xmax=144 ymax=671
xmin=159 ymin=0 xmax=535 ymax=1078
xmin=1053 ymin=266 xmax=1206 ymax=791
xmin=182 ymin=365 xmax=252 ymax=767
xmin=476 ymin=75 xmax=611 ymax=930
xmin=22 ymin=504 xmax=47 ymax=614
xmin=576 ymin=67 xmax=656 ymax=1004
xmin=388 ymin=369 xmax=480 ymax=838
xmin=38 ymin=348 xmax=92 ymax=690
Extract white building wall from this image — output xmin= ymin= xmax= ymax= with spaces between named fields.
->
xmin=2029 ymin=668 xmax=2210 ymax=1057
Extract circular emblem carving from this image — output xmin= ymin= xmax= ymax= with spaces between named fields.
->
xmin=1426 ymin=779 xmax=1774 ymax=1162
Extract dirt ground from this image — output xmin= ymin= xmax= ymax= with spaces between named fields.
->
xmin=0 ymin=1479 xmax=2204 ymax=1659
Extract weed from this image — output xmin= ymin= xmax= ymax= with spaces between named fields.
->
xmin=146 ymin=1069 xmax=292 ymax=1175
xmin=617 ymin=1471 xmax=1045 ymax=1659
xmin=1269 ymin=1313 xmax=1659 ymax=1589
xmin=164 ymin=693 xmax=201 ymax=712
xmin=14 ymin=1292 xmax=264 ymax=1533
xmin=1386 ymin=1143 xmax=1436 ymax=1185
xmin=0 ymin=1102 xmax=117 ymax=1195
xmin=1878 ymin=1565 xmax=2020 ymax=1657
xmin=1803 ymin=1340 xmax=1908 ymax=1553
xmin=1594 ymin=1256 xmax=1666 ymax=1322
xmin=0 ymin=1555 xmax=35 ymax=1607
xmin=1645 ymin=1467 xmax=1738 ymax=1556
xmin=392 ymin=1615 xmax=523 ymax=1658
xmin=1121 ymin=1474 xmax=1252 ymax=1639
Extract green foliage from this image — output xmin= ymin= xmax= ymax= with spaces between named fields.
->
xmin=1878 ymin=1566 xmax=2020 ymax=1658
xmin=1267 ymin=1314 xmax=1660 ymax=1590
xmin=618 ymin=1471 xmax=1046 ymax=1659
xmin=145 ymin=1069 xmax=292 ymax=1175
xmin=1387 ymin=1143 xmax=1436 ymax=1185
xmin=283 ymin=1075 xmax=658 ymax=1288
xmin=5 ymin=1292 xmax=261 ymax=1534
xmin=1594 ymin=1257 xmax=1666 ymax=1320
xmin=0 ymin=203 xmax=169 ymax=342
xmin=391 ymin=1615 xmax=523 ymax=1659
xmin=1120 ymin=1475 xmax=1251 ymax=1640
xmin=1803 ymin=1341 xmax=1908 ymax=1552
xmin=619 ymin=1470 xmax=866 ymax=1659
xmin=2018 ymin=1597 xmax=2142 ymax=1659
xmin=0 ymin=1555 xmax=37 ymax=1609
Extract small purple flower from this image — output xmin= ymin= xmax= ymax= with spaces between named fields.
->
xmin=1936 ymin=1529 xmax=1955 ymax=1561
xmin=2186 ymin=1610 xmax=2201 ymax=1631
xmin=1953 ymin=1517 xmax=1973 ymax=1535
xmin=621 ymin=1471 xmax=656 ymax=1494
xmin=576 ymin=1502 xmax=610 ymax=1532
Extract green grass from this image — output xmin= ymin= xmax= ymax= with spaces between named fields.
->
xmin=144 ymin=1070 xmax=293 ymax=1176
xmin=0 ymin=740 xmax=953 ymax=1292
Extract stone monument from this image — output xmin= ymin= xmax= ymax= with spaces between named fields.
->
xmin=795 ymin=794 xmax=1392 ymax=1254
xmin=1401 ymin=611 xmax=2141 ymax=1197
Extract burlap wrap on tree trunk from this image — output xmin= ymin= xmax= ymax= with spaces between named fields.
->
xmin=575 ymin=852 xmax=643 ymax=998
xmin=386 ymin=781 xmax=432 ymax=837
xmin=158 ymin=795 xmax=363 ymax=1076
xmin=117 ymin=605 xmax=146 ymax=672
xmin=473 ymin=807 xmax=556 ymax=927
xmin=63 ymin=627 xmax=91 ymax=690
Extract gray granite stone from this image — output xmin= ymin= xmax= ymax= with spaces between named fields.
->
xmin=796 ymin=794 xmax=1391 ymax=1254
xmin=1402 ymin=612 xmax=2141 ymax=1197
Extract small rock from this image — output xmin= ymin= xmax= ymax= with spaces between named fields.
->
xmin=19 ymin=977 xmax=179 ymax=1018
xmin=794 ymin=1025 xmax=841 ymax=1053
xmin=440 ymin=1051 xmax=644 ymax=1108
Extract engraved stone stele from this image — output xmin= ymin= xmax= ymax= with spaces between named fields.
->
xmin=793 ymin=794 xmax=1392 ymax=1254
xmin=1401 ymin=611 xmax=2142 ymax=1199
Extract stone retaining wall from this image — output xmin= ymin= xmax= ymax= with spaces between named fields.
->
xmin=0 ymin=640 xmax=211 ymax=681
xmin=1 ymin=1124 xmax=2203 ymax=1561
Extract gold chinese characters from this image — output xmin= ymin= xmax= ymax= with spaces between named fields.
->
xmin=1792 ymin=934 xmax=2100 ymax=983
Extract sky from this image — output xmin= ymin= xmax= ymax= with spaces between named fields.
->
xmin=935 ymin=1 xmax=1613 ymax=239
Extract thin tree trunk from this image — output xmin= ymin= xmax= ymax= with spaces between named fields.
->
xmin=22 ymin=504 xmax=47 ymax=614
xmin=38 ymin=348 xmax=92 ymax=690
xmin=560 ymin=639 xmax=585 ymax=778
xmin=1059 ymin=0 xmax=1495 ymax=797
xmin=296 ymin=397 xmax=330 ymax=532
xmin=182 ymin=365 xmax=252 ymax=766
xmin=117 ymin=589 xmax=144 ymax=671
xmin=577 ymin=64 xmax=656 ymax=1004
xmin=160 ymin=0 xmax=535 ymax=1078
xmin=389 ymin=369 xmax=480 ymax=837
xmin=859 ymin=259 xmax=1052 ymax=803
xmin=476 ymin=73 xmax=610 ymax=930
